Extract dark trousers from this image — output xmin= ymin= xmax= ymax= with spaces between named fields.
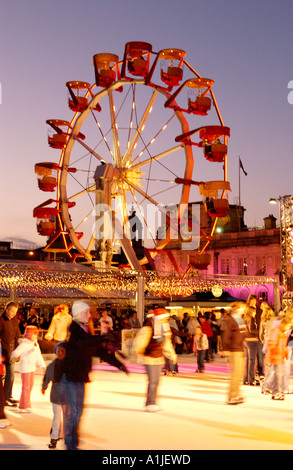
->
xmin=4 ymin=362 xmax=15 ymax=400
xmin=0 ymin=375 xmax=6 ymax=419
xmin=243 ymin=340 xmax=258 ymax=383
xmin=59 ymin=374 xmax=85 ymax=450
xmin=197 ymin=350 xmax=206 ymax=371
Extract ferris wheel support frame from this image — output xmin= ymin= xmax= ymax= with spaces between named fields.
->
xmin=279 ymin=195 xmax=293 ymax=310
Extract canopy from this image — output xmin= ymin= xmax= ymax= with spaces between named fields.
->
xmin=169 ymin=290 xmax=243 ymax=308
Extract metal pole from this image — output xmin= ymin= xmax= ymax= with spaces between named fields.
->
xmin=273 ymin=281 xmax=281 ymax=313
xmin=136 ymin=274 xmax=145 ymax=326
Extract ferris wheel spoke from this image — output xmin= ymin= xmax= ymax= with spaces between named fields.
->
xmin=122 ymin=177 xmax=167 ymax=215
xmin=90 ymin=110 xmax=114 ymax=160
xmin=130 ymin=114 xmax=176 ymax=168
xmin=127 ymin=85 xmax=136 ymax=151
xmin=73 ymin=207 xmax=95 ymax=231
xmin=122 ymin=88 xmax=159 ymax=165
xmin=116 ymin=192 xmax=132 ymax=240
xmin=66 ymin=184 xmax=96 ymax=202
xmin=84 ymin=230 xmax=96 ymax=254
xmin=130 ymin=144 xmax=184 ymax=172
xmin=108 ymin=90 xmax=121 ymax=165
xmin=73 ymin=136 xmax=107 ymax=164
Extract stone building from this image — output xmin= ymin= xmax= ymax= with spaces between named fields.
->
xmin=153 ymin=203 xmax=281 ymax=308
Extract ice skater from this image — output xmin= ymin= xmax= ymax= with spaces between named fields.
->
xmin=133 ymin=308 xmax=177 ymax=412
xmin=42 ymin=341 xmax=67 ymax=449
xmin=56 ymin=301 xmax=128 ymax=450
xmin=11 ymin=325 xmax=45 ymax=412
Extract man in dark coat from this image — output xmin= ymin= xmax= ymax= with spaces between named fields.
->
xmin=57 ymin=301 xmax=128 ymax=450
xmin=0 ymin=301 xmax=20 ymax=406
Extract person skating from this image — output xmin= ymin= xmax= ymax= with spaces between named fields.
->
xmin=56 ymin=301 xmax=128 ymax=450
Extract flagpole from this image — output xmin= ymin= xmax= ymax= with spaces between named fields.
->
xmin=239 ymin=157 xmax=248 ymax=208
xmin=239 ymin=156 xmax=241 ymax=207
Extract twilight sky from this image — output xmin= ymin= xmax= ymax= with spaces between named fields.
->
xmin=1 ymin=0 xmax=293 ymax=248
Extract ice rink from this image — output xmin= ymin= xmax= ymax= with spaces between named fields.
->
xmin=1 ymin=355 xmax=293 ymax=451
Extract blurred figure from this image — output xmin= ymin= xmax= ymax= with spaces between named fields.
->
xmin=254 ymin=298 xmax=265 ymax=382
xmin=42 ymin=341 xmax=67 ymax=449
xmin=243 ymin=295 xmax=259 ymax=386
xmin=169 ymin=314 xmax=185 ymax=355
xmin=198 ymin=313 xmax=214 ymax=361
xmin=57 ymin=301 xmax=127 ymax=450
xmin=99 ymin=308 xmax=113 ymax=335
xmin=259 ymin=302 xmax=275 ymax=346
xmin=259 ymin=302 xmax=275 ymax=393
xmin=210 ymin=312 xmax=220 ymax=356
xmin=186 ymin=315 xmax=200 ymax=354
xmin=133 ymin=308 xmax=176 ymax=412
xmin=127 ymin=311 xmax=141 ymax=329
xmin=222 ymin=302 xmax=247 ymax=405
xmin=40 ymin=304 xmax=72 ymax=353
xmin=39 ymin=314 xmax=49 ymax=331
xmin=0 ymin=343 xmax=11 ymax=428
xmin=11 ymin=325 xmax=45 ymax=412
xmin=181 ymin=312 xmax=189 ymax=352
xmin=0 ymin=301 xmax=20 ymax=406
xmin=265 ymin=317 xmax=293 ymax=400
xmin=217 ymin=308 xmax=228 ymax=355
xmin=193 ymin=326 xmax=208 ymax=373
xmin=262 ymin=307 xmax=293 ymax=395
xmin=27 ymin=308 xmax=39 ymax=327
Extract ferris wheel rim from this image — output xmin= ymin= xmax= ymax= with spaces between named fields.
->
xmin=57 ymin=78 xmax=195 ymax=261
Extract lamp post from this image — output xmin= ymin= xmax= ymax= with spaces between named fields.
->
xmin=269 ymin=195 xmax=293 ymax=310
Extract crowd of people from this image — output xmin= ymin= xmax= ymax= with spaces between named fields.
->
xmin=0 ymin=295 xmax=293 ymax=449
xmin=0 ymin=300 xmax=128 ymax=449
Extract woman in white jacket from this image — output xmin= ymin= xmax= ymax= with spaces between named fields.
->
xmin=11 ymin=325 xmax=45 ymax=412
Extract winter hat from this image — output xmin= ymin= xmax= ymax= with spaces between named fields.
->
xmin=24 ymin=325 xmax=38 ymax=340
xmin=152 ymin=308 xmax=171 ymax=339
xmin=71 ymin=301 xmax=90 ymax=320
xmin=54 ymin=341 xmax=68 ymax=354
xmin=153 ymin=308 xmax=169 ymax=318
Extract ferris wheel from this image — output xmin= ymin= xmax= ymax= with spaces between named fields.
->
xmin=33 ymin=41 xmax=230 ymax=271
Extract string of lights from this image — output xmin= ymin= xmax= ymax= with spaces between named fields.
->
xmin=0 ymin=261 xmax=276 ymax=300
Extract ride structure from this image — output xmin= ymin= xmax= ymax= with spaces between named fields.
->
xmin=34 ymin=41 xmax=230 ymax=276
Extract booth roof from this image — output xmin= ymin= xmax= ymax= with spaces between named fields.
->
xmin=169 ymin=291 xmax=243 ymax=308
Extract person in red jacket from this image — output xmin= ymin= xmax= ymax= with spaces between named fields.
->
xmin=198 ymin=313 xmax=214 ymax=362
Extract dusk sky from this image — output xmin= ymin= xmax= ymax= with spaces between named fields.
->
xmin=1 ymin=0 xmax=293 ymax=248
